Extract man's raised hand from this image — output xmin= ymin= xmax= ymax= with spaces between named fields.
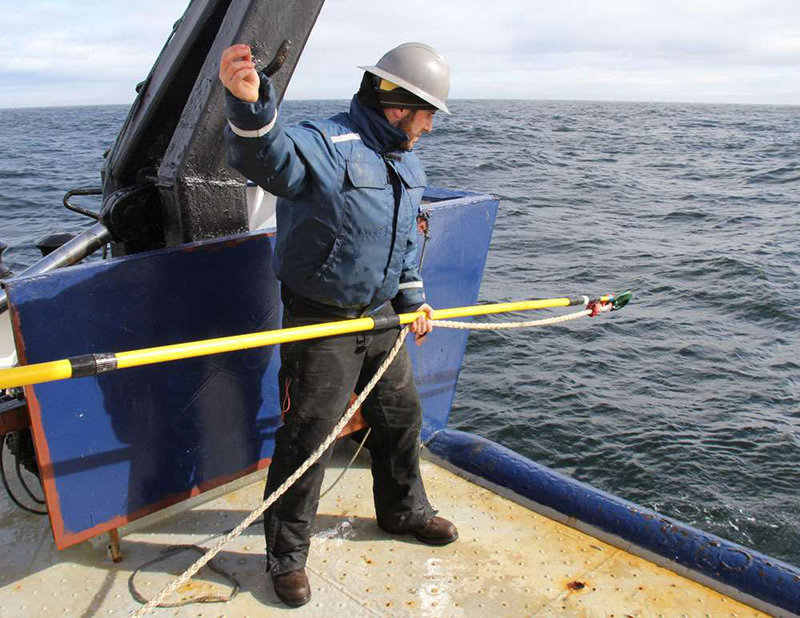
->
xmin=219 ymin=44 xmax=260 ymax=103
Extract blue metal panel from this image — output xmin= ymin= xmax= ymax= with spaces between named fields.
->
xmin=426 ymin=428 xmax=800 ymax=616
xmin=6 ymin=191 xmax=498 ymax=548
xmin=8 ymin=232 xmax=282 ymax=545
xmin=413 ymin=192 xmax=498 ymax=437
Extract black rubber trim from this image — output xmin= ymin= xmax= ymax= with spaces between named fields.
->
xmin=69 ymin=355 xmax=97 ymax=378
xmin=69 ymin=353 xmax=118 ymax=378
xmin=371 ymin=314 xmax=401 ymax=330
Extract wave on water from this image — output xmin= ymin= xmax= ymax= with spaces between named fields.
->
xmin=747 ymin=163 xmax=800 ymax=184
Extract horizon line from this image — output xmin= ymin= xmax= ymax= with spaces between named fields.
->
xmin=2 ymin=96 xmax=799 ymax=112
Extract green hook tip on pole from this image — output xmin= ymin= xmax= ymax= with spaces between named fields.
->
xmin=611 ymin=291 xmax=633 ymax=312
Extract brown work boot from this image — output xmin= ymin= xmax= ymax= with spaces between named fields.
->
xmin=379 ymin=516 xmax=459 ymax=545
xmin=409 ymin=516 xmax=459 ymax=545
xmin=272 ymin=568 xmax=311 ymax=607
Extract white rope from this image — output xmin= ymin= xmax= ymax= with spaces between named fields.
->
xmin=131 ymin=326 xmax=411 ymax=616
xmin=131 ymin=304 xmax=605 ymax=616
xmin=431 ymin=307 xmax=596 ymax=330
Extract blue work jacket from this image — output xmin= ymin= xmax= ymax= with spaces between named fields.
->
xmin=224 ymin=75 xmax=427 ymax=315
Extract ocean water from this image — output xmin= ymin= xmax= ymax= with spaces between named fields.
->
xmin=1 ymin=100 xmax=798 ymax=567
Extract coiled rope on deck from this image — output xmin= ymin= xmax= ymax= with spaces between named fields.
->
xmin=131 ymin=305 xmax=610 ymax=615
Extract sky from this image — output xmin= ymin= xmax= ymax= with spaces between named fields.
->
xmin=2 ymin=0 xmax=800 ymax=108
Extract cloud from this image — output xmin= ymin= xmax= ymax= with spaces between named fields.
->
xmin=287 ymin=0 xmax=800 ymax=104
xmin=1 ymin=0 xmax=799 ymax=107
xmin=0 ymin=0 xmax=186 ymax=107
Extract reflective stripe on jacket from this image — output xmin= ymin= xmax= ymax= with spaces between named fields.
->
xmin=224 ymin=75 xmax=426 ymax=315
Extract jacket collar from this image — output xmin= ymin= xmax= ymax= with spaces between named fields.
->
xmin=348 ymin=96 xmax=408 ymax=154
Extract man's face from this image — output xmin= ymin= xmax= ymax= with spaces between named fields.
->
xmin=397 ymin=109 xmax=435 ymax=150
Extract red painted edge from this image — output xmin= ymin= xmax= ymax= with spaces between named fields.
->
xmin=11 ymin=297 xmax=65 ymax=548
xmin=23 ymin=384 xmax=64 ymax=544
xmin=52 ymin=456 xmax=273 ymax=550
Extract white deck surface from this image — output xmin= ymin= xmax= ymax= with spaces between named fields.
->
xmin=0 ymin=442 xmax=767 ymax=617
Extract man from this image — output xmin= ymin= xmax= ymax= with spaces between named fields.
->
xmin=219 ymin=41 xmax=457 ymax=608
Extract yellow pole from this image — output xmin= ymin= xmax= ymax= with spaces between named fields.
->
xmin=0 ymin=360 xmax=73 ymax=389
xmin=0 ymin=295 xmax=617 ymax=390
xmin=116 ymin=317 xmax=377 ymax=369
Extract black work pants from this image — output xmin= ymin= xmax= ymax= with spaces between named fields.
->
xmin=263 ymin=295 xmax=434 ymax=575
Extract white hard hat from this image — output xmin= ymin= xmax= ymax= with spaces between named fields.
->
xmin=359 ymin=42 xmax=451 ymax=114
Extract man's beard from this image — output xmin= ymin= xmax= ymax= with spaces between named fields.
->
xmin=397 ymin=111 xmax=421 ymax=151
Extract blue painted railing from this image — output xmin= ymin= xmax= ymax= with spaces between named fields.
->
xmin=426 ymin=428 xmax=800 ymax=616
